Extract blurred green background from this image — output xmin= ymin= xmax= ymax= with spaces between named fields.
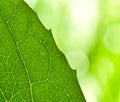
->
xmin=25 ymin=0 xmax=120 ymax=102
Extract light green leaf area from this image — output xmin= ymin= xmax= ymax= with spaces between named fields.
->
xmin=0 ymin=0 xmax=86 ymax=102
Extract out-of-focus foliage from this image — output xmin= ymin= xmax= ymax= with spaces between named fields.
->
xmin=25 ymin=0 xmax=120 ymax=102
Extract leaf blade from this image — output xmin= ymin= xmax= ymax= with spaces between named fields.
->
xmin=0 ymin=0 xmax=86 ymax=102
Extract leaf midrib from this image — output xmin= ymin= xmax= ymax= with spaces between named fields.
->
xmin=0 ymin=10 xmax=34 ymax=102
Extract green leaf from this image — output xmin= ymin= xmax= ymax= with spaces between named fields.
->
xmin=0 ymin=0 xmax=86 ymax=102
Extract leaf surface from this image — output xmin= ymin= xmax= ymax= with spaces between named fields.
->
xmin=0 ymin=0 xmax=86 ymax=102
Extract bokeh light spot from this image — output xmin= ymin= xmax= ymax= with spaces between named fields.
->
xmin=66 ymin=50 xmax=89 ymax=76
xmin=104 ymin=25 xmax=120 ymax=54
xmin=95 ymin=57 xmax=114 ymax=84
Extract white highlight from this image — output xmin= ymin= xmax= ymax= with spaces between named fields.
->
xmin=68 ymin=0 xmax=99 ymax=52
